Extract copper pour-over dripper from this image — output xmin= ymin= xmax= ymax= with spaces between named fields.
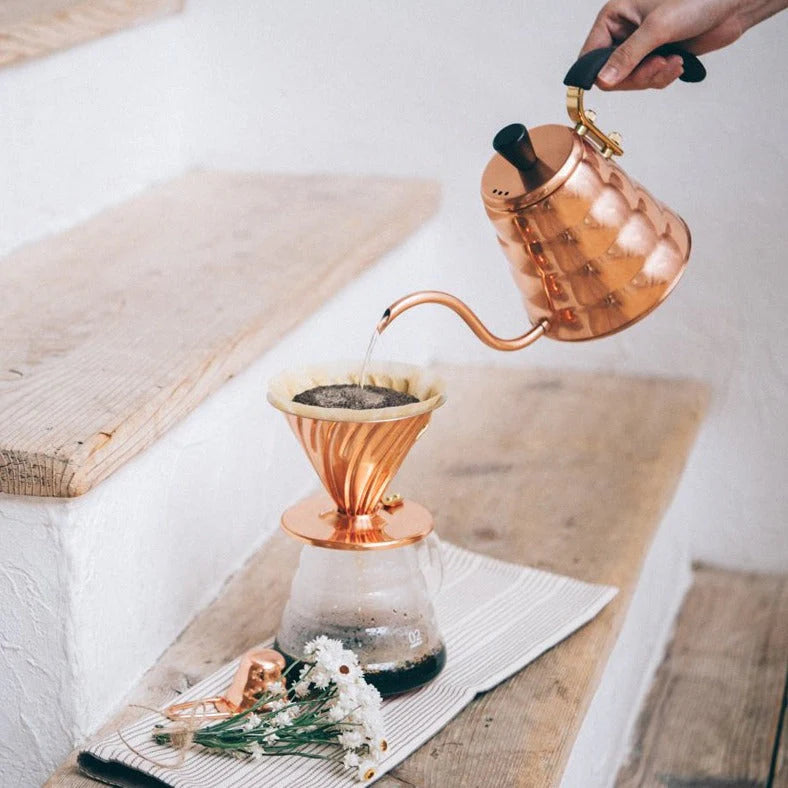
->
xmin=268 ymin=363 xmax=445 ymax=550
xmin=377 ymin=45 xmax=705 ymax=350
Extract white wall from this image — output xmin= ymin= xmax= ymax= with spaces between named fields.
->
xmin=0 ymin=11 xmax=196 ymax=258
xmin=1 ymin=2 xmax=785 ymax=573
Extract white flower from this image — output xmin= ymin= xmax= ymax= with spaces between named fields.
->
xmin=327 ymin=703 xmax=347 ymax=723
xmin=240 ymin=713 xmax=261 ymax=732
xmin=303 ymin=635 xmax=332 ymax=657
xmin=369 ymin=738 xmax=388 ymax=759
xmin=267 ymin=681 xmax=285 ymax=697
xmin=332 ymin=660 xmax=363 ymax=686
xmin=338 ymin=729 xmax=364 ymax=749
xmin=273 ymin=708 xmax=296 ymax=728
xmin=293 ymin=680 xmax=311 ymax=698
xmin=310 ymin=666 xmax=331 ymax=689
xmin=342 ymin=749 xmax=360 ymax=769
xmin=316 ymin=638 xmax=346 ymax=663
xmin=357 ymin=758 xmax=377 ymax=782
xmin=361 ymin=720 xmax=385 ymax=744
xmin=358 ymin=682 xmax=381 ymax=705
xmin=262 ymin=730 xmax=279 ymax=745
xmin=248 ymin=742 xmax=264 ymax=759
xmin=306 ymin=637 xmax=358 ymax=681
xmin=367 ymin=719 xmax=386 ymax=741
xmin=341 ymin=692 xmax=383 ymax=740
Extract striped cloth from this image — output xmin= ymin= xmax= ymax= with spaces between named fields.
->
xmin=78 ymin=543 xmax=617 ymax=787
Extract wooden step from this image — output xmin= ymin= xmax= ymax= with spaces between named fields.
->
xmin=0 ymin=170 xmax=439 ymax=497
xmin=615 ymin=565 xmax=788 ymax=787
xmin=47 ymin=364 xmax=708 ymax=787
xmin=0 ymin=0 xmax=183 ymax=69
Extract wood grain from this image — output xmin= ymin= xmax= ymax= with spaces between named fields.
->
xmin=616 ymin=566 xmax=788 ymax=788
xmin=46 ymin=365 xmax=708 ymax=787
xmin=0 ymin=171 xmax=439 ymax=497
xmin=0 ymin=0 xmax=183 ymax=68
xmin=775 ymin=687 xmax=787 ymax=787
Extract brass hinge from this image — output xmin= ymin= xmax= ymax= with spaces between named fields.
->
xmin=566 ymin=87 xmax=624 ymax=159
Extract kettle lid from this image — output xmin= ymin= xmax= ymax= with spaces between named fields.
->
xmin=481 ymin=123 xmax=582 ymax=210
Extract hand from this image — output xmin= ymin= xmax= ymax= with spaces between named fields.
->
xmin=581 ymin=0 xmax=787 ymax=90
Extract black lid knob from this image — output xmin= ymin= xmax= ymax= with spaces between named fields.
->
xmin=493 ymin=123 xmax=538 ymax=172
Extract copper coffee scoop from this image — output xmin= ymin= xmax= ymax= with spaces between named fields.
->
xmin=166 ymin=648 xmax=286 ymax=721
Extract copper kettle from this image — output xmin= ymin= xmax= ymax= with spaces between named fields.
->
xmin=379 ymin=46 xmax=706 ymax=348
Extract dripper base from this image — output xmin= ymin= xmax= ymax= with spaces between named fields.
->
xmin=281 ymin=493 xmax=434 ymax=550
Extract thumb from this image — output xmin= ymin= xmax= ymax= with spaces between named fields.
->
xmin=598 ymin=21 xmax=665 ymax=87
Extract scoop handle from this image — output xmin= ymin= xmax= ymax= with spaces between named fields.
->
xmin=564 ymin=44 xmax=706 ymax=90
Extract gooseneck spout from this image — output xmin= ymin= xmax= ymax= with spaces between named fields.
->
xmin=377 ymin=291 xmax=549 ymax=352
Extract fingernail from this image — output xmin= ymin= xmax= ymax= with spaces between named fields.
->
xmin=598 ymin=64 xmax=619 ymax=84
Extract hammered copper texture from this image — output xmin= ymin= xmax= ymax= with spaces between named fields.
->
xmin=483 ymin=133 xmax=690 ymax=341
xmin=285 ymin=412 xmax=431 ymax=516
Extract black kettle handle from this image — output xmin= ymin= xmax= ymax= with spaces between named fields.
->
xmin=564 ymin=44 xmax=706 ymax=90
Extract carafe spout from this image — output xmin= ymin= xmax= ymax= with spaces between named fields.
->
xmin=377 ymin=290 xmax=549 ymax=352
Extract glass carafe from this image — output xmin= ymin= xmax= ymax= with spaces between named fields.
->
xmin=276 ymin=534 xmax=444 ymax=695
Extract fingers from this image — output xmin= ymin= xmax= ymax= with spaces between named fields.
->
xmin=597 ymin=17 xmax=669 ymax=87
xmin=682 ymin=15 xmax=745 ymax=54
xmin=581 ymin=8 xmax=617 ymax=54
xmin=577 ymin=0 xmax=701 ymax=91
xmin=580 ymin=2 xmax=639 ymax=55
xmin=603 ymin=54 xmax=683 ymax=90
xmin=649 ymin=56 xmax=684 ymax=87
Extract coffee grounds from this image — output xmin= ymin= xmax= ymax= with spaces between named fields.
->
xmin=293 ymin=384 xmax=419 ymax=410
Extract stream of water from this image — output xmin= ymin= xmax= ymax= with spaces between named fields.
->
xmin=359 ymin=327 xmax=380 ymax=389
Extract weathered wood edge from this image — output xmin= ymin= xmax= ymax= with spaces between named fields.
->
xmin=0 ymin=174 xmax=440 ymax=498
xmin=615 ymin=565 xmax=788 ymax=786
xmin=0 ymin=0 xmax=184 ymax=70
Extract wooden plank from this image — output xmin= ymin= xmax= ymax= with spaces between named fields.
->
xmin=0 ymin=0 xmax=183 ymax=69
xmin=0 ymin=171 xmax=440 ymax=497
xmin=616 ymin=566 xmax=788 ymax=788
xmin=47 ymin=366 xmax=708 ymax=787
xmin=775 ymin=680 xmax=787 ymax=786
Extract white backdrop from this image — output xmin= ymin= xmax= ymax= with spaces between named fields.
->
xmin=1 ymin=1 xmax=786 ymax=570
